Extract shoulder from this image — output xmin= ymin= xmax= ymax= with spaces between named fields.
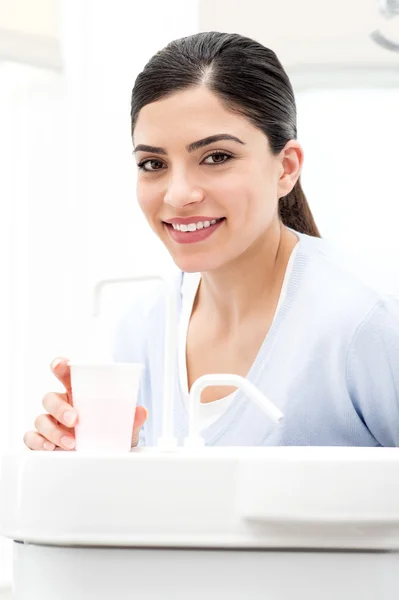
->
xmin=346 ymin=296 xmax=399 ymax=398
xmin=294 ymin=231 xmax=385 ymax=327
xmin=348 ymin=295 xmax=399 ymax=353
xmin=297 ymin=232 xmax=399 ymax=369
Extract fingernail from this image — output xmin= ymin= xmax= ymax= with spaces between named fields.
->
xmin=43 ymin=442 xmax=55 ymax=451
xmin=63 ymin=410 xmax=76 ymax=426
xmin=51 ymin=358 xmax=62 ymax=370
xmin=61 ymin=436 xmax=75 ymax=449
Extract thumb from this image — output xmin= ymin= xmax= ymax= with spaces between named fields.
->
xmin=50 ymin=357 xmax=73 ymax=403
xmin=131 ymin=406 xmax=148 ymax=447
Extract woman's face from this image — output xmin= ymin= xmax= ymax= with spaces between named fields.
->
xmin=133 ymin=86 xmax=300 ymax=273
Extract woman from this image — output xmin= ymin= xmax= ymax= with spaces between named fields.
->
xmin=24 ymin=32 xmax=399 ymax=451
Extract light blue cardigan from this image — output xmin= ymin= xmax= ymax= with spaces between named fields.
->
xmin=113 ymin=231 xmax=399 ymax=447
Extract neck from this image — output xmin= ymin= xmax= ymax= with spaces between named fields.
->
xmin=197 ymin=223 xmax=298 ymax=329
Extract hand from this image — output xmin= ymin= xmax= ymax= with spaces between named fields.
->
xmin=23 ymin=357 xmax=148 ymax=451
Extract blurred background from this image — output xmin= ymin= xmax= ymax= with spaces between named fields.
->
xmin=0 ymin=0 xmax=398 ymax=593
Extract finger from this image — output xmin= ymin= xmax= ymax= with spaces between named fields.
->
xmin=34 ymin=414 xmax=76 ymax=450
xmin=131 ymin=406 xmax=148 ymax=447
xmin=42 ymin=392 xmax=77 ymax=428
xmin=24 ymin=430 xmax=56 ymax=451
xmin=50 ymin=357 xmax=72 ymax=402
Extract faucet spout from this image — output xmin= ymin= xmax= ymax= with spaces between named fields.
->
xmin=93 ymin=275 xmax=178 ymax=449
xmin=184 ymin=373 xmax=283 ymax=447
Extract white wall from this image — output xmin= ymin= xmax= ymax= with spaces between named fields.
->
xmin=297 ymin=87 xmax=399 ymax=295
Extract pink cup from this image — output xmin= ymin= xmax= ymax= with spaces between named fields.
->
xmin=68 ymin=362 xmax=144 ymax=453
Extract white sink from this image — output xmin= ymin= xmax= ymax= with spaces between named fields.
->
xmin=1 ymin=446 xmax=399 ymax=599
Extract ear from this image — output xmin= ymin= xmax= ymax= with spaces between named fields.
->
xmin=277 ymin=140 xmax=304 ymax=198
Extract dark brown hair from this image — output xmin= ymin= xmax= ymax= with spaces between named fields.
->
xmin=131 ymin=32 xmax=320 ymax=237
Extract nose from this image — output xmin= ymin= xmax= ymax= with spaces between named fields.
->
xmin=163 ymin=170 xmax=204 ymax=209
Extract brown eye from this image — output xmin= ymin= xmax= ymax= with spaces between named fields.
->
xmin=202 ymin=152 xmax=233 ymax=165
xmin=137 ymin=159 xmax=165 ymax=172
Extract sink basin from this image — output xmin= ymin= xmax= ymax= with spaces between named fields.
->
xmin=1 ymin=446 xmax=399 ymax=599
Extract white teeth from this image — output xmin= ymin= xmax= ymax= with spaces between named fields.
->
xmin=171 ymin=219 xmax=222 ymax=232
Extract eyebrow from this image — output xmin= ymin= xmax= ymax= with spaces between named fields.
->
xmin=133 ymin=133 xmax=245 ymax=155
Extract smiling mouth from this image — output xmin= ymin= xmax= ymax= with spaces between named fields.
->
xmin=163 ymin=217 xmax=226 ymax=244
xmin=165 ymin=217 xmax=225 ymax=232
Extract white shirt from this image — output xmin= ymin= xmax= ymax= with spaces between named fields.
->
xmin=178 ymin=243 xmax=299 ymax=430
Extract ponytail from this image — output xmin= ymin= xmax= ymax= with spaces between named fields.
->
xmin=279 ymin=178 xmax=321 ymax=237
